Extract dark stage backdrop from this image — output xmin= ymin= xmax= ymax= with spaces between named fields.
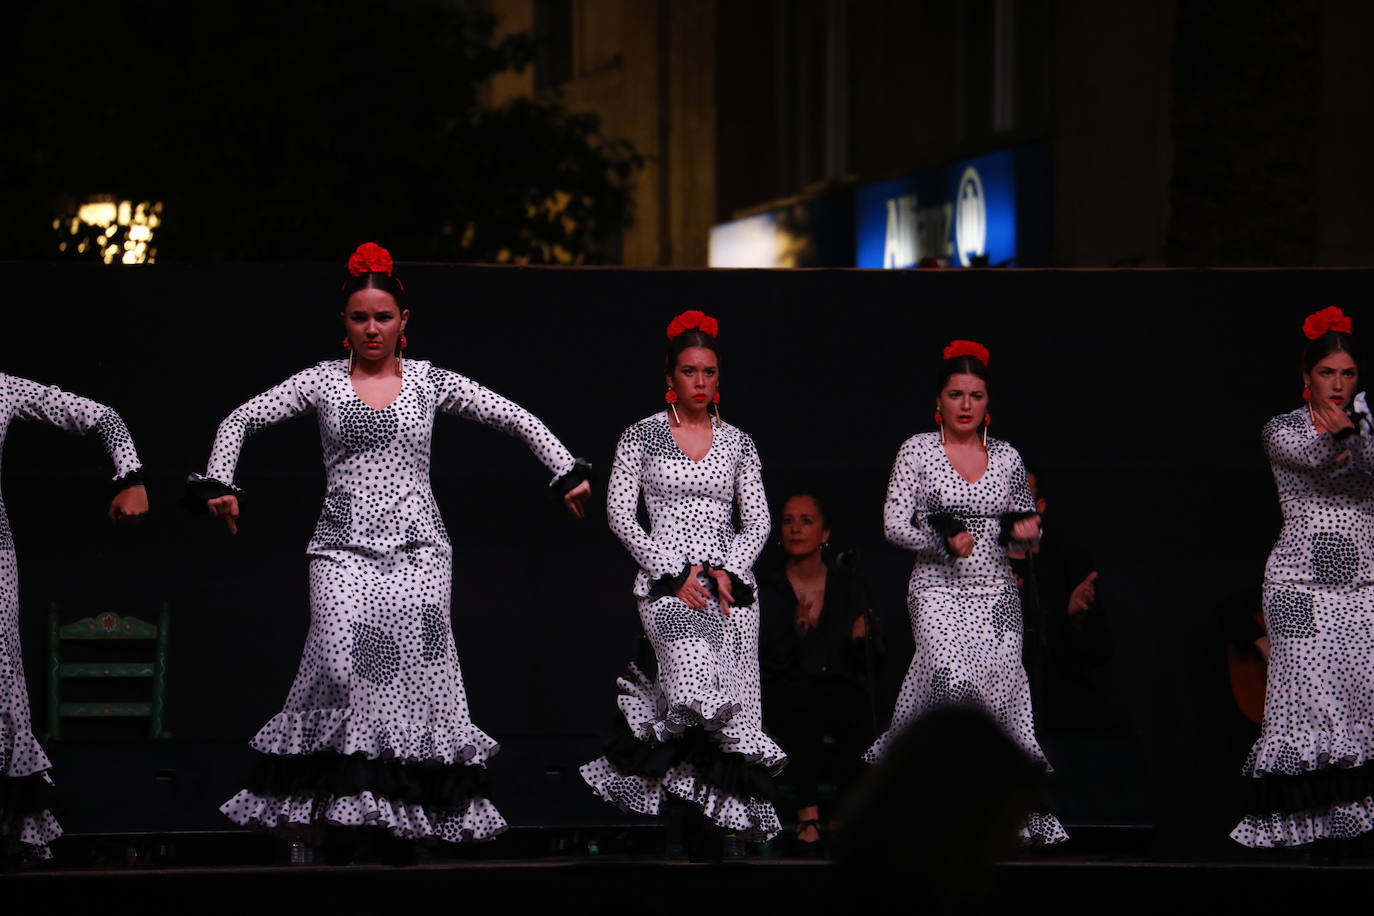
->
xmin=7 ymin=263 xmax=1372 ymax=851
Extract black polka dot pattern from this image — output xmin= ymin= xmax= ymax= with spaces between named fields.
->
xmin=992 ymin=586 xmax=1023 ymax=641
xmin=865 ymin=432 xmax=1067 ymax=846
xmin=420 ymin=604 xmax=451 ymax=662
xmin=1265 ymin=588 xmax=1317 ymax=638
xmin=0 ymin=374 xmax=143 ymax=859
xmin=349 ymin=621 xmax=400 ymax=686
xmin=1233 ymin=407 xmax=1374 ymax=847
xmin=207 ymin=359 xmax=577 ymax=842
xmin=1311 ymin=531 xmax=1358 ymax=585
xmin=929 ymin=666 xmax=984 ymax=707
xmin=338 ymin=400 xmax=399 ymax=453
xmin=581 ymin=412 xmax=785 ymax=841
xmin=313 ymin=489 xmax=352 ymax=546
xmin=653 ymin=602 xmax=725 ymax=652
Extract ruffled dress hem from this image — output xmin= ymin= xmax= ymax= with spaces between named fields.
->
xmin=1 ymin=771 xmax=62 ymax=860
xmin=1021 ymin=811 xmax=1070 ymax=846
xmin=1232 ymin=757 xmax=1374 ymax=847
xmin=248 ymin=707 xmax=499 ymax=766
xmin=1231 ymin=796 xmax=1374 ymax=848
xmin=581 ymin=664 xmax=786 ymax=842
xmin=220 ymin=789 xmax=507 ymax=843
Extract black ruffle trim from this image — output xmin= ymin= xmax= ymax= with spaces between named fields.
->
xmin=648 ymin=565 xmax=756 ymax=607
xmin=111 ymin=468 xmax=146 ymax=496
xmin=603 ymin=718 xmax=777 ymax=803
xmin=1245 ymin=761 xmax=1374 ymax=815
xmin=998 ymin=511 xmax=1040 ymax=547
xmin=241 ymin=750 xmax=489 ymax=809
xmin=706 ymin=566 xmax=756 ymax=607
xmin=925 ymin=512 xmax=967 ymax=539
xmin=649 ymin=564 xmax=693 ymax=600
xmin=183 ymin=475 xmax=241 ymax=513
xmin=551 ymin=459 xmax=593 ymax=500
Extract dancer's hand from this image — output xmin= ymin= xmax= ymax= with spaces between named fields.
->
xmin=707 ymin=568 xmax=735 ymax=617
xmin=563 ymin=480 xmax=591 ymax=519
xmin=947 ymin=532 xmax=974 ymax=557
xmin=208 ymin=494 xmax=239 ymax=535
xmin=676 ymin=564 xmax=709 ymax=609
xmin=1011 ymin=515 xmax=1041 ymax=543
xmin=108 ymin=485 xmax=149 ymax=523
xmin=1311 ymin=397 xmax=1354 ymax=436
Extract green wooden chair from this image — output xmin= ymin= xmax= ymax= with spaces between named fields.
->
xmin=45 ymin=601 xmax=170 ymax=740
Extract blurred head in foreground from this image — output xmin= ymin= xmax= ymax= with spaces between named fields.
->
xmin=834 ymin=706 xmax=1045 ymax=908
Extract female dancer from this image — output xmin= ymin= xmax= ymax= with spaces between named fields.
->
xmin=193 ymin=243 xmax=590 ymax=851
xmin=865 ymin=339 xmax=1067 ymax=845
xmin=758 ymin=490 xmax=876 ymax=852
xmin=1232 ymin=306 xmax=1374 ymax=849
xmin=0 ymin=378 xmax=147 ymax=861
xmin=580 ymin=310 xmax=785 ymax=846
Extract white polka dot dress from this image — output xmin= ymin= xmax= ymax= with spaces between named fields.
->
xmin=198 ymin=360 xmax=580 ymax=843
xmin=579 ymin=412 xmax=786 ymax=841
xmin=0 ymin=375 xmax=143 ymax=860
xmin=864 ymin=432 xmax=1068 ymax=846
xmin=1232 ymin=405 xmax=1374 ymax=847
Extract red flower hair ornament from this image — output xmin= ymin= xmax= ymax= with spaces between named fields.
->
xmin=943 ymin=339 xmax=990 ymax=366
xmin=666 ymin=310 xmax=720 ymax=340
xmin=1302 ymin=306 xmax=1353 ymax=340
xmin=348 ymin=242 xmax=395 ymax=277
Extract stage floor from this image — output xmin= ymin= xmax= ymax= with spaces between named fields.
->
xmin=11 ymin=829 xmax=1370 ymax=914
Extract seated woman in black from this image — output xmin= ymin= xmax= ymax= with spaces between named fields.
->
xmin=759 ymin=490 xmax=878 ymax=852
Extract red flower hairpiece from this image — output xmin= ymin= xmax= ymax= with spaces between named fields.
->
xmin=943 ymin=339 xmax=990 ymax=366
xmin=1302 ymin=306 xmax=1352 ymax=340
xmin=666 ymin=310 xmax=720 ymax=339
xmin=348 ymin=242 xmax=394 ymax=277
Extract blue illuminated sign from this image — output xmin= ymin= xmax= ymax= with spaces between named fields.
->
xmin=855 ymin=148 xmax=1026 ymax=269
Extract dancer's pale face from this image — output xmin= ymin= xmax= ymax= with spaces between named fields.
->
xmin=780 ymin=495 xmax=830 ymax=561
xmin=666 ymin=346 xmax=719 ymax=415
xmin=936 ymin=372 xmax=988 ymax=433
xmin=342 ymin=289 xmax=408 ymax=365
xmin=1305 ymin=350 xmax=1357 ymax=410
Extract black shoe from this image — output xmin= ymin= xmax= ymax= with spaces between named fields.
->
xmin=792 ymin=819 xmax=826 ymax=858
